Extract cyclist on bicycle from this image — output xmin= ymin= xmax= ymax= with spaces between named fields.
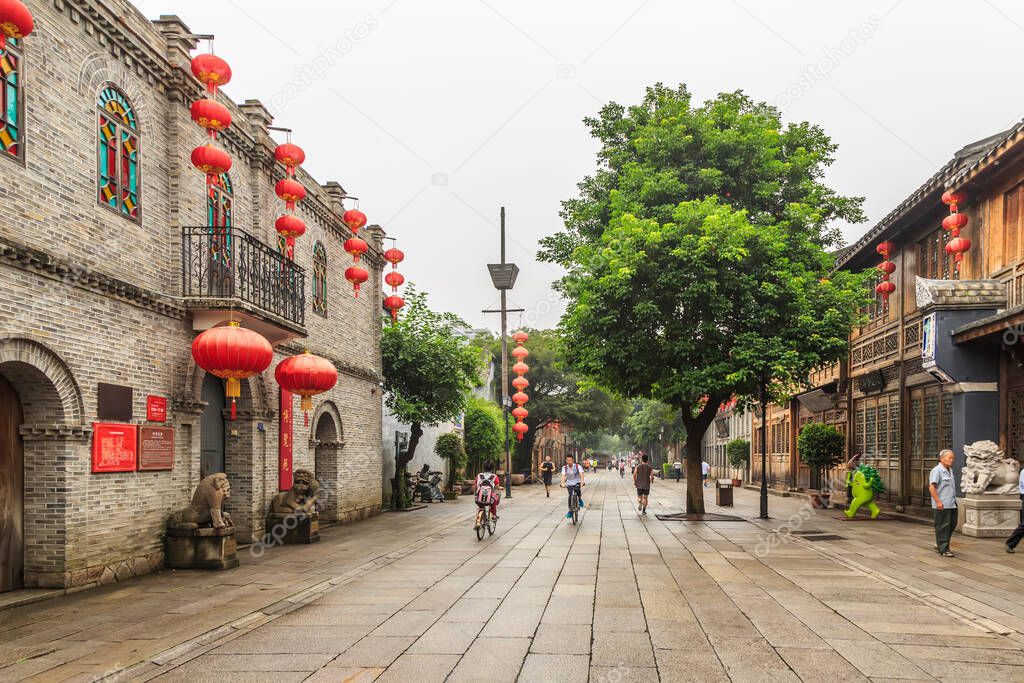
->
xmin=560 ymin=454 xmax=585 ymax=520
xmin=474 ymin=460 xmax=501 ymax=527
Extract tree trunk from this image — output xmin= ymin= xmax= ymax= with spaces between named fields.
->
xmin=391 ymin=422 xmax=422 ymax=510
xmin=680 ymin=399 xmax=723 ymax=516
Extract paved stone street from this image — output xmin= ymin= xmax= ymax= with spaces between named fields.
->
xmin=5 ymin=472 xmax=1024 ymax=681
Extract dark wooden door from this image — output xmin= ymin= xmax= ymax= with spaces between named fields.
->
xmin=200 ymin=373 xmax=225 ymax=478
xmin=0 ymin=374 xmax=24 ymax=592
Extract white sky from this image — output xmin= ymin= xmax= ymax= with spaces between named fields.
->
xmin=162 ymin=0 xmax=1023 ymax=331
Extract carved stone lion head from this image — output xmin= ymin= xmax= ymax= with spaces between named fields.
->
xmin=212 ymin=472 xmax=231 ymax=498
xmin=292 ymin=469 xmax=318 ymax=498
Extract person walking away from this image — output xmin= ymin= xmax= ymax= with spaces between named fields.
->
xmin=701 ymin=460 xmax=711 ymax=488
xmin=1005 ymin=465 xmax=1024 ymax=553
xmin=619 ymin=460 xmax=625 ymax=478
xmin=561 ymin=454 xmax=585 ymax=519
xmin=634 ymin=454 xmax=654 ymax=515
xmin=673 ymin=458 xmax=683 ymax=482
xmin=540 ymin=455 xmax=555 ymax=498
xmin=474 ymin=460 xmax=501 ymax=527
xmin=928 ymin=449 xmax=957 ymax=557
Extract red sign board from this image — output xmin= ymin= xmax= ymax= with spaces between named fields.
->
xmin=92 ymin=422 xmax=138 ymax=473
xmin=138 ymin=426 xmax=174 ymax=471
xmin=279 ymin=388 xmax=293 ymax=491
xmin=146 ymin=395 xmax=167 ymax=422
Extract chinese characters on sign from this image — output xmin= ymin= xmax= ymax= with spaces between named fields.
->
xmin=138 ymin=426 xmax=174 ymax=471
xmin=146 ymin=395 xmax=168 ymax=422
xmin=280 ymin=388 xmax=293 ymax=491
xmin=91 ymin=422 xmax=138 ymax=473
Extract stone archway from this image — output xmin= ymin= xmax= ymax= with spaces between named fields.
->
xmin=0 ymin=338 xmax=85 ymax=589
xmin=310 ymin=401 xmax=344 ymax=521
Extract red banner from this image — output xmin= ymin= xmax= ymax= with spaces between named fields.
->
xmin=279 ymin=387 xmax=293 ymax=491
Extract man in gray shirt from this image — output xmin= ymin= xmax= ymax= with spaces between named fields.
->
xmin=928 ymin=449 xmax=957 ymax=557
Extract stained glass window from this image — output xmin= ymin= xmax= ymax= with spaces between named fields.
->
xmin=207 ymin=173 xmax=233 ymax=228
xmin=312 ymin=241 xmax=328 ymax=316
xmin=97 ymin=86 xmax=140 ymax=219
xmin=0 ymin=38 xmax=21 ymax=160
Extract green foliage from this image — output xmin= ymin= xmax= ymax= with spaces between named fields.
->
xmin=726 ymin=439 xmax=751 ymax=469
xmin=623 ymin=399 xmax=683 ymax=447
xmin=463 ymin=397 xmax=507 ymax=471
xmin=857 ymin=464 xmax=886 ymax=494
xmin=662 ymin=462 xmax=672 ymax=478
xmin=435 ymin=432 xmax=467 ymax=489
xmin=797 ymin=422 xmax=845 ymax=474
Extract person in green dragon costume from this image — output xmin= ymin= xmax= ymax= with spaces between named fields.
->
xmin=845 ymin=464 xmax=885 ymax=519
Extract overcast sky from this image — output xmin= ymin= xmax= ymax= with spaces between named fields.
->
xmin=164 ymin=0 xmax=1023 ymax=331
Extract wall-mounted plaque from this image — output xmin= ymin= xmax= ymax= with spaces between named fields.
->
xmin=92 ymin=423 xmax=138 ymax=473
xmin=146 ymin=395 xmax=168 ymax=423
xmin=98 ymin=383 xmax=133 ymax=422
xmin=138 ymin=426 xmax=174 ymax=471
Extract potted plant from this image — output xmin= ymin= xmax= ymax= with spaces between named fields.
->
xmin=726 ymin=438 xmax=750 ymax=487
xmin=797 ymin=422 xmax=845 ymax=509
xmin=435 ymin=432 xmax=466 ymax=500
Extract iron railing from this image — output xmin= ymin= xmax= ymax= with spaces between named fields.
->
xmin=182 ymin=225 xmax=305 ymax=326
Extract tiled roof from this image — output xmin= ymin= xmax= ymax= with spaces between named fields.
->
xmin=915 ymin=277 xmax=1008 ymax=310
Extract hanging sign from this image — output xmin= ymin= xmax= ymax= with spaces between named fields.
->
xmin=279 ymin=387 xmax=293 ymax=491
xmin=91 ymin=423 xmax=138 ymax=473
xmin=146 ymin=395 xmax=168 ymax=422
xmin=138 ymin=426 xmax=174 ymax=471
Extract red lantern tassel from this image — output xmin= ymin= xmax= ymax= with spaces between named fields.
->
xmin=231 ymin=398 xmax=237 ymax=420
xmin=304 ymin=412 xmax=309 ymax=426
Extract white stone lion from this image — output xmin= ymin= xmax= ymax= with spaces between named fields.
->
xmin=960 ymin=441 xmax=1019 ymax=495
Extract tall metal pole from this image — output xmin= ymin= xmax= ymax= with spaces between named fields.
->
xmin=759 ymin=377 xmax=769 ymax=519
xmin=500 ymin=207 xmax=512 ymax=498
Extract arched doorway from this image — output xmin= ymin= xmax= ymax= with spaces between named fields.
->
xmin=200 ymin=373 xmax=225 ymax=478
xmin=0 ymin=374 xmax=24 ymax=592
xmin=314 ymin=412 xmax=338 ymax=483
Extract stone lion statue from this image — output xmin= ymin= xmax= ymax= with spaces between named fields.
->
xmin=960 ymin=441 xmax=1019 ymax=495
xmin=169 ymin=473 xmax=233 ymax=529
xmin=270 ymin=469 xmax=320 ymax=515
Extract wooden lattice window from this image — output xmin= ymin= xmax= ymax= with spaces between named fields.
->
xmin=312 ymin=241 xmax=328 ymax=317
xmin=207 ymin=173 xmax=232 ymax=228
xmin=1005 ymin=184 xmax=1022 ymax=267
xmin=918 ymin=229 xmax=957 ymax=280
xmin=1009 ymin=388 xmax=1024 ymax=461
xmin=97 ymin=85 xmax=141 ymax=219
xmin=0 ymin=38 xmax=22 ymax=161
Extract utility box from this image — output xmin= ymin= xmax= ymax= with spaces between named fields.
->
xmin=716 ymin=481 xmax=734 ymax=507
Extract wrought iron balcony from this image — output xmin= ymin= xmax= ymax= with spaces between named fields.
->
xmin=182 ymin=225 xmax=306 ymax=332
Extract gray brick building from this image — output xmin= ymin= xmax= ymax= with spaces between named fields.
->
xmin=0 ymin=1 xmax=384 ymax=592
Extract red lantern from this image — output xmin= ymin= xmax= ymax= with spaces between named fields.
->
xmin=512 ymin=391 xmax=529 ymax=406
xmin=346 ymin=265 xmax=369 ymax=297
xmin=343 ymin=209 xmax=367 ymax=232
xmin=877 ymin=261 xmax=896 ymax=276
xmin=942 ymin=213 xmax=968 ymax=232
xmin=875 ymin=280 xmax=896 ymax=297
xmin=942 ymin=190 xmax=967 ymax=209
xmin=0 ymin=0 xmax=33 ymax=51
xmin=191 ymin=144 xmax=232 ymax=176
xmin=512 ymin=406 xmax=528 ymax=421
xmin=275 ymin=178 xmax=306 ymax=211
xmin=275 ymin=214 xmax=306 ymax=240
xmin=511 ymin=345 xmax=529 ymax=361
xmin=512 ymin=421 xmax=529 ymax=441
xmin=946 ymin=236 xmax=972 ymax=261
xmin=512 ymin=331 xmax=529 ymax=345
xmin=274 ymin=143 xmax=305 ymax=175
xmin=191 ymin=322 xmax=273 ymax=420
xmin=513 ymin=361 xmax=529 ymax=376
xmin=191 ymin=53 xmax=232 ymax=94
xmin=384 ymin=247 xmax=405 ymax=265
xmin=344 ymin=237 xmax=369 ymax=262
xmin=275 ymin=351 xmax=338 ymax=426
xmin=384 ymin=295 xmax=405 ymax=321
xmin=385 ymin=271 xmax=405 ymax=288
xmin=512 ymin=376 xmax=529 ymax=391
xmin=190 ymin=99 xmax=232 ymax=138
xmin=875 ymin=241 xmax=894 ymax=257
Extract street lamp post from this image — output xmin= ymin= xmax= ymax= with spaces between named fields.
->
xmin=759 ymin=376 xmax=769 ymax=520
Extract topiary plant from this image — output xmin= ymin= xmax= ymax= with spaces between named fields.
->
xmin=726 ymin=438 xmax=750 ymax=470
xmin=435 ymin=432 xmax=467 ymax=492
xmin=797 ymin=422 xmax=846 ymax=491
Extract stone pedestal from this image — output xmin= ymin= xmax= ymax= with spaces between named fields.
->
xmin=960 ymin=494 xmax=1021 ymax=538
xmin=165 ymin=526 xmax=239 ymax=570
xmin=265 ymin=512 xmax=320 ymax=544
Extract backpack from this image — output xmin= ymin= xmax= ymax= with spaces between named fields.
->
xmin=475 ymin=473 xmax=497 ymax=505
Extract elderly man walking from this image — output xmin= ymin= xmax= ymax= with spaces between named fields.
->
xmin=928 ymin=449 xmax=957 ymax=558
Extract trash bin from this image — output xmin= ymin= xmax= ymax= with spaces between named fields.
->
xmin=716 ymin=480 xmax=733 ymax=507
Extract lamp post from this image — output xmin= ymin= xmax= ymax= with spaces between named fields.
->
xmin=484 ymin=207 xmax=522 ymax=499
xmin=759 ymin=374 xmax=769 ymax=520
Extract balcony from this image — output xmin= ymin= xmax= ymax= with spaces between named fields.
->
xmin=182 ymin=225 xmax=306 ymax=342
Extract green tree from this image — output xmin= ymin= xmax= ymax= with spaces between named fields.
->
xmin=623 ymin=399 xmax=684 ymax=464
xmin=797 ymin=422 xmax=845 ymax=490
xmin=727 ymin=438 xmax=751 ymax=470
xmin=434 ymin=432 xmax=467 ymax=492
xmin=463 ymin=397 xmax=509 ymax=473
xmin=550 ymin=85 xmax=869 ymax=514
xmin=382 ymin=287 xmax=481 ymax=509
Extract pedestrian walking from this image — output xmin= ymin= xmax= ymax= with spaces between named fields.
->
xmin=701 ymin=460 xmax=710 ymax=488
xmin=540 ymin=455 xmax=555 ymax=498
xmin=928 ymin=449 xmax=957 ymax=558
xmin=672 ymin=458 xmax=682 ymax=482
xmin=1005 ymin=465 xmax=1024 ymax=553
xmin=634 ymin=454 xmax=654 ymax=515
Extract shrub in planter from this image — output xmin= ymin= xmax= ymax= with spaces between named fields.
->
xmin=435 ymin=432 xmax=467 ymax=495
xmin=797 ymin=422 xmax=845 ymax=507
xmin=726 ymin=438 xmax=750 ymax=484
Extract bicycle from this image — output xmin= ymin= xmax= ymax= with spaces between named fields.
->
xmin=474 ymin=504 xmax=496 ymax=540
xmin=564 ymin=484 xmax=581 ymax=525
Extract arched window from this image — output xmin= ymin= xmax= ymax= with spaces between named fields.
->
xmin=207 ymin=173 xmax=232 ymax=227
xmin=97 ymin=85 xmax=140 ymax=219
xmin=0 ymin=38 xmax=23 ymax=161
xmin=312 ymin=241 xmax=328 ymax=316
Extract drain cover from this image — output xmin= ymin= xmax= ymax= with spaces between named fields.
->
xmin=656 ymin=513 xmax=748 ymax=522
xmin=800 ymin=534 xmax=845 ymax=541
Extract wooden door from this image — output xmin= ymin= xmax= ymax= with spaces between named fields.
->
xmin=0 ymin=374 xmax=24 ymax=592
xmin=200 ymin=373 xmax=225 ymax=479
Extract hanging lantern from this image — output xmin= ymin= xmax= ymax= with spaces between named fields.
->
xmin=877 ymin=261 xmax=896 ymax=277
xmin=275 ymin=351 xmax=338 ymax=426
xmin=0 ymin=0 xmax=34 ymax=51
xmin=512 ymin=361 xmax=529 ymax=376
xmin=275 ymin=214 xmax=306 ymax=241
xmin=942 ymin=213 xmax=968 ymax=232
xmin=345 ymin=265 xmax=369 ymax=297
xmin=191 ymin=322 xmax=273 ymax=420
xmin=191 ymin=144 xmax=232 ymax=177
xmin=385 ymin=271 xmax=405 ymax=288
xmin=875 ymin=280 xmax=896 ymax=297
xmin=384 ymin=247 xmax=404 ymax=266
xmin=512 ymin=421 xmax=529 ymax=441
xmin=941 ymin=190 xmax=967 ymax=211
xmin=343 ymin=209 xmax=367 ymax=232
xmin=873 ymin=241 xmax=896 ymax=311
xmin=381 ymin=244 xmax=406 ymax=320
xmin=190 ymin=99 xmax=232 ymax=138
xmin=384 ymin=295 xmax=405 ymax=320
xmin=512 ymin=331 xmax=529 ymax=345
xmin=946 ymin=236 xmax=972 ymax=258
xmin=274 ymin=143 xmax=305 ymax=175
xmin=512 ymin=406 xmax=528 ymax=421
xmin=511 ymin=345 xmax=529 ymax=361
xmin=191 ymin=53 xmax=232 ymax=94
xmin=941 ymin=189 xmax=971 ymax=266
xmin=275 ymin=178 xmax=306 ymax=211
xmin=512 ymin=391 xmax=529 ymax=406
xmin=344 ymin=237 xmax=369 ymax=262
xmin=512 ymin=376 xmax=529 ymax=391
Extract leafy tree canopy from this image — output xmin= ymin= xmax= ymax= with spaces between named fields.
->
xmin=623 ymin=399 xmax=684 ymax=448
xmin=463 ymin=397 xmax=509 ymax=472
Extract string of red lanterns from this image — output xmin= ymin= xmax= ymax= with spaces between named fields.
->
xmin=275 ymin=351 xmax=338 ymax=426
xmin=343 ymin=208 xmax=369 ymax=297
xmin=942 ymin=190 xmax=971 ymax=269
xmin=383 ymin=244 xmax=405 ymax=321
xmin=511 ymin=331 xmax=530 ymax=441
xmin=0 ymin=0 xmax=34 ymax=51
xmin=875 ymin=241 xmax=896 ymax=311
xmin=273 ymin=138 xmax=307 ymax=260
xmin=189 ymin=48 xmax=233 ymax=210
